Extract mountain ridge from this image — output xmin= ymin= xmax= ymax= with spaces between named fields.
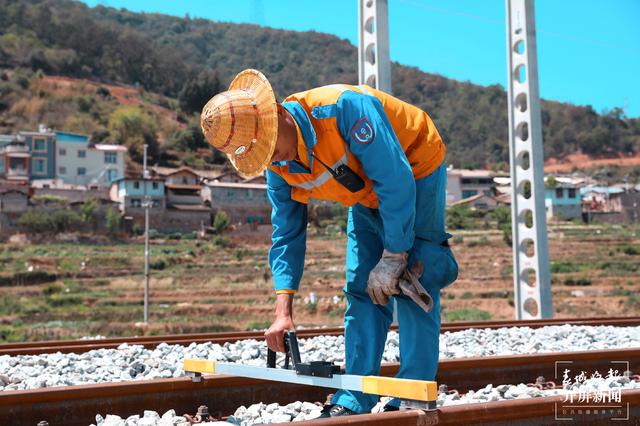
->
xmin=0 ymin=0 xmax=638 ymax=170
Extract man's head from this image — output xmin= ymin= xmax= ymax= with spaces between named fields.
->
xmin=200 ymin=69 xmax=297 ymax=178
xmin=271 ymin=104 xmax=298 ymax=163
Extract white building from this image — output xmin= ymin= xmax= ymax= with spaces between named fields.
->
xmin=446 ymin=168 xmax=495 ymax=205
xmin=55 ymin=132 xmax=126 ymax=187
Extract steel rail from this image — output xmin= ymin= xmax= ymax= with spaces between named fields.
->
xmin=2 ymin=347 xmax=638 ymax=426
xmin=305 ymin=389 xmax=640 ymax=425
xmin=2 ymin=316 xmax=638 ymax=356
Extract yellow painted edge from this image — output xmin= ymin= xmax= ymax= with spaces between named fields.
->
xmin=362 ymin=376 xmax=437 ymax=401
xmin=183 ymin=359 xmax=216 ymax=374
xmin=275 ymin=289 xmax=296 ymax=294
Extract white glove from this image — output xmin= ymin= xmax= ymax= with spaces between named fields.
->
xmin=366 ymin=250 xmax=408 ymax=305
xmin=398 ymin=261 xmax=433 ymax=313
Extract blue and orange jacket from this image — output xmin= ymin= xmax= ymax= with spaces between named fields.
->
xmin=267 ymin=84 xmax=445 ymax=293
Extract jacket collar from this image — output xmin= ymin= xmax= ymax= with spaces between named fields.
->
xmin=270 ymin=101 xmax=316 ymax=174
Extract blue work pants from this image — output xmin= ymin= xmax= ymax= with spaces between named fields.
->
xmin=331 ymin=163 xmax=458 ymax=413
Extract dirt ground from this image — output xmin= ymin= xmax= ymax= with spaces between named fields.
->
xmin=0 ymin=223 xmax=638 ymax=342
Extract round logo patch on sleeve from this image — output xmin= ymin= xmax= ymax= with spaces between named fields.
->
xmin=349 ymin=116 xmax=375 ymax=145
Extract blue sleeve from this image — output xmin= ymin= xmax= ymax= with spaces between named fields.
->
xmin=266 ymin=168 xmax=308 ymax=292
xmin=337 ymin=91 xmax=416 ymax=253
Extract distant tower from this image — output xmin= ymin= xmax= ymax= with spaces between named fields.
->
xmin=251 ymin=0 xmax=266 ymax=26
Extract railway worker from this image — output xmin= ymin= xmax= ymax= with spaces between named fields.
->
xmin=201 ymin=69 xmax=458 ymax=417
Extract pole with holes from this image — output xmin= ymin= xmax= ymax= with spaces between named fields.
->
xmin=506 ymin=0 xmax=552 ymax=319
xmin=358 ymin=0 xmax=391 ymax=92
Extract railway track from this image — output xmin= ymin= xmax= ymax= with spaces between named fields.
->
xmin=2 ymin=346 xmax=638 ymax=425
xmin=2 ymin=316 xmax=638 ymax=356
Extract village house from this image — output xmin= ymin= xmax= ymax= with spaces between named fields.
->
xmin=55 ymin=131 xmax=126 ymax=187
xmin=446 ymin=168 xmax=495 ymax=205
xmin=0 ymin=134 xmax=30 ymax=182
xmin=202 ymin=181 xmax=271 ymax=224
xmin=544 ymin=179 xmax=582 ymax=220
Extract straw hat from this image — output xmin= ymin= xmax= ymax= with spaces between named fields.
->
xmin=200 ymin=69 xmax=278 ymax=178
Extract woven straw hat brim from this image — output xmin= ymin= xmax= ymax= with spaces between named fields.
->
xmin=226 ymin=70 xmax=278 ymax=178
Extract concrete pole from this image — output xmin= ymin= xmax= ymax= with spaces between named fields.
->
xmin=506 ymin=0 xmax=553 ymax=319
xmin=143 ymin=144 xmax=150 ymax=324
xmin=358 ymin=0 xmax=392 ymax=93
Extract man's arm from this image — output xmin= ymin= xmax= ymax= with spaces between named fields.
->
xmin=267 ymin=168 xmax=308 ymax=293
xmin=265 ymin=168 xmax=308 ymax=351
xmin=336 ymin=91 xmax=416 ymax=253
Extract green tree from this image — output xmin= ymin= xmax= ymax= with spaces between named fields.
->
xmin=80 ymin=198 xmax=98 ymax=225
xmin=51 ymin=210 xmax=83 ymax=232
xmin=491 ymin=206 xmax=511 ymax=230
xmin=178 ymin=70 xmax=221 ymax=114
xmin=105 ymin=207 xmax=121 ymax=235
xmin=545 ymin=176 xmax=557 ymax=189
xmin=108 ymin=106 xmax=158 ymax=163
xmin=19 ymin=211 xmax=53 ymax=233
xmin=446 ymin=205 xmax=472 ymax=230
xmin=213 ymin=210 xmax=230 ymax=234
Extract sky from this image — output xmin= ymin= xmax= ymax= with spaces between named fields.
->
xmin=82 ymin=0 xmax=640 ymax=117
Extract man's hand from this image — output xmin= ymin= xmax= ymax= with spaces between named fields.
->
xmin=265 ymin=293 xmax=295 ymax=352
xmin=398 ymin=261 xmax=433 ymax=313
xmin=366 ymin=250 xmax=408 ymax=305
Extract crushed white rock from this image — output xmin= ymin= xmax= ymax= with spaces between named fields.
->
xmin=1 ymin=325 xmax=638 ymax=391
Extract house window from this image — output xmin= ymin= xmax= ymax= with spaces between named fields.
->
xmin=106 ymin=169 xmax=118 ymax=182
xmin=462 ymin=190 xmax=478 ymax=199
xmin=59 ymin=166 xmax=67 ymax=175
xmin=33 ymin=138 xmax=46 ymax=152
xmin=568 ymin=188 xmax=576 ymax=199
xmin=182 ymin=176 xmax=188 ymax=184
xmin=130 ymin=198 xmax=142 ymax=208
xmin=484 ymin=190 xmax=492 ymax=196
xmin=104 ymin=151 xmax=117 ymax=164
xmin=78 ymin=150 xmax=86 ymax=158
xmin=152 ymin=182 xmax=159 ymax=190
xmin=34 ymin=159 xmax=46 ymax=174
xmin=59 ymin=148 xmax=66 ymax=156
xmin=133 ymin=181 xmax=140 ymax=189
xmin=78 ymin=167 xmax=86 ymax=176
xmin=555 ymin=188 xmax=564 ymax=198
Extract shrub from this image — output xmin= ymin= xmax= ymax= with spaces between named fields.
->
xmin=213 ymin=236 xmax=231 ymax=248
xmin=51 ymin=210 xmax=83 ymax=232
xmin=19 ymin=211 xmax=53 ymax=233
xmin=444 ymin=308 xmax=492 ymax=322
xmin=564 ymin=277 xmax=592 ymax=286
xmin=105 ymin=207 xmax=120 ymax=235
xmin=446 ymin=205 xmax=473 ymax=230
xmin=621 ymin=245 xmax=639 ymax=256
xmin=80 ymin=198 xmax=98 ymax=224
xmin=213 ymin=210 xmax=230 ymax=233
xmin=31 ymin=194 xmax=67 ymax=205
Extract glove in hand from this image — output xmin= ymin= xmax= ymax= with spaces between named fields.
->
xmin=366 ymin=250 xmax=408 ymax=305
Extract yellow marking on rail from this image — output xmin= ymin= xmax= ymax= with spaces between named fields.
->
xmin=362 ymin=376 xmax=437 ymax=401
xmin=183 ymin=359 xmax=216 ymax=374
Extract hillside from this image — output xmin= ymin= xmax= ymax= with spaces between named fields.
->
xmin=0 ymin=0 xmax=639 ymax=171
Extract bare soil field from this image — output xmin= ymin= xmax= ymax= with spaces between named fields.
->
xmin=0 ymin=223 xmax=638 ymax=342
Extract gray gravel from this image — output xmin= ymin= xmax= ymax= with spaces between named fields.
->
xmin=1 ymin=325 xmax=638 ymax=391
